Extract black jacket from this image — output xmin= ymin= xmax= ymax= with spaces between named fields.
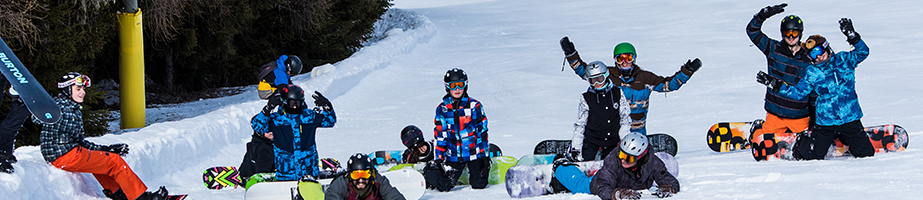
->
xmin=239 ymin=133 xmax=274 ymax=179
xmin=589 ymin=147 xmax=680 ymax=200
xmin=324 ymin=170 xmax=405 ymax=200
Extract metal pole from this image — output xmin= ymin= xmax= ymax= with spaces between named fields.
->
xmin=118 ymin=0 xmax=145 ymax=129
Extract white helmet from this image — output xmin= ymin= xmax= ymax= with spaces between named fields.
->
xmin=619 ymin=132 xmax=649 ymax=158
xmin=584 ymin=61 xmax=609 ymax=88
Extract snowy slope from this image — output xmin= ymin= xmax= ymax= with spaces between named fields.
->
xmin=3 ymin=0 xmax=923 ymax=199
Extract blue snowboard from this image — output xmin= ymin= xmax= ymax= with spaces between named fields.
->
xmin=0 ymin=36 xmax=61 ymax=124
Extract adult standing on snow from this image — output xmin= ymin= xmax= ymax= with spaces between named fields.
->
xmin=251 ymin=84 xmax=336 ymax=181
xmin=425 ymin=68 xmax=490 ymax=191
xmin=325 ymin=153 xmax=405 ymax=200
xmin=746 ymin=3 xmax=817 ymax=161
xmin=38 ymin=72 xmax=170 ymax=200
xmin=757 ymin=18 xmax=873 ymax=160
xmin=560 ymin=37 xmax=701 ymax=135
xmin=568 ymin=61 xmax=631 ymax=161
xmin=257 ymin=55 xmax=303 ymax=100
xmin=0 ymin=80 xmax=31 ymax=173
xmin=400 ymin=125 xmax=434 ymax=164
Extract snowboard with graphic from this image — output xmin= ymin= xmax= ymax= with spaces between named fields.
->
xmin=0 ymin=36 xmax=61 ymax=124
xmin=749 ymin=123 xmax=909 ymax=161
xmin=533 ymin=133 xmax=678 ymax=157
xmin=207 ymin=158 xmax=343 ymax=190
xmin=504 ymin=153 xmax=677 ymax=198
xmin=706 ymin=120 xmax=763 ymax=152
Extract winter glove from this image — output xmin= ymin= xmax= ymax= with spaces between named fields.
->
xmin=612 ymin=188 xmax=641 ymax=200
xmin=657 ymin=184 xmax=676 ymax=198
xmin=756 ymin=71 xmax=784 ymax=93
xmin=560 ymin=37 xmax=577 ymax=56
xmin=267 ymin=94 xmax=284 ymax=107
xmin=682 ymin=58 xmax=702 ymax=73
xmin=105 ymin=143 xmax=130 ymax=156
xmin=839 ymin=18 xmax=861 ymax=45
xmin=755 ymin=3 xmax=787 ymax=19
xmin=312 ymin=91 xmax=332 ymax=112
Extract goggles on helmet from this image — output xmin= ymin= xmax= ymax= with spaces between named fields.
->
xmin=350 ymin=169 xmax=372 ymax=180
xmin=445 ymin=81 xmax=467 ymax=90
xmin=588 ymin=74 xmax=607 ymax=86
xmin=284 ymin=98 xmax=304 ymax=109
xmin=618 ymin=150 xmax=640 ymax=163
xmin=783 ymin=30 xmax=801 ymax=38
xmin=615 ymin=53 xmax=635 ymax=64
xmin=58 ymin=74 xmax=91 ymax=88
xmin=808 ymin=41 xmax=829 ymax=60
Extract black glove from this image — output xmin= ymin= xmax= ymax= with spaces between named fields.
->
xmin=261 ymin=104 xmax=277 ymax=116
xmin=267 ymin=94 xmax=284 ymax=107
xmin=839 ymin=18 xmax=861 ymax=45
xmin=560 ymin=37 xmax=576 ymax=56
xmin=312 ymin=91 xmax=332 ymax=112
xmin=657 ymin=184 xmax=676 ymax=198
xmin=105 ymin=143 xmax=130 ymax=156
xmin=682 ymin=58 xmax=702 ymax=73
xmin=756 ymin=3 xmax=787 ymax=19
xmin=756 ymin=71 xmax=784 ymax=93
xmin=612 ymin=188 xmax=641 ymax=200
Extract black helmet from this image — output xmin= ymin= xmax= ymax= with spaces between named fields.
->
xmin=780 ymin=15 xmax=804 ymax=31
xmin=57 ymin=72 xmax=91 ymax=97
xmin=401 ymin=125 xmax=425 ymax=149
xmin=279 ymin=85 xmax=305 ymax=112
xmin=346 ymin=153 xmax=375 ymax=181
xmin=444 ymin=68 xmax=468 ymax=93
xmin=285 ymin=55 xmax=303 ymax=75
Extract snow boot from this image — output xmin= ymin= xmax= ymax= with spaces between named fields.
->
xmin=550 ymin=154 xmax=575 ymax=193
xmin=0 ymin=150 xmax=16 ymax=174
xmin=136 ymin=186 xmax=168 ymax=200
xmin=103 ymin=189 xmax=129 ymax=200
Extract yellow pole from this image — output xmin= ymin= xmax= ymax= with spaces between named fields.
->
xmin=117 ymin=9 xmax=145 ymax=129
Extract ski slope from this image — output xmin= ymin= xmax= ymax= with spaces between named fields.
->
xmin=2 ymin=0 xmax=923 ymax=199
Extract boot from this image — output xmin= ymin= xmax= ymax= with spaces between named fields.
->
xmin=136 ymin=186 xmax=168 ymax=200
xmin=103 ymin=189 xmax=129 ymax=200
xmin=0 ymin=151 xmax=15 ymax=174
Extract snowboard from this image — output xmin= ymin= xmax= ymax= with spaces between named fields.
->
xmin=389 ymin=155 xmax=518 ymax=186
xmin=203 ymin=166 xmax=244 ymax=189
xmin=504 ymin=153 xmax=678 ymax=198
xmin=706 ymin=120 xmax=763 ymax=152
xmin=0 ymin=36 xmax=62 ymax=124
xmin=244 ymin=169 xmax=424 ymax=200
xmin=750 ymin=124 xmax=909 ymax=161
xmin=369 ymin=150 xmax=404 ymax=166
xmin=532 ymin=133 xmax=679 ymax=157
xmin=166 ymin=195 xmax=188 ymax=200
xmin=381 ymin=168 xmax=426 ymax=200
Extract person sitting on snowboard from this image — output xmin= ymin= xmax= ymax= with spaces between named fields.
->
xmin=424 ymin=68 xmax=491 ymax=192
xmin=560 ymin=38 xmax=701 ymax=135
xmin=251 ymin=84 xmax=336 ymax=181
xmin=553 ymin=133 xmax=680 ymax=199
xmin=325 ymin=153 xmax=405 ymax=200
xmin=400 ymin=125 xmax=434 ymax=164
xmin=38 ymin=72 xmax=171 ymax=200
xmin=238 ymin=115 xmax=275 ymax=182
xmin=257 ymin=54 xmax=303 ymax=100
xmin=757 ymin=18 xmax=874 ymax=160
xmin=568 ymin=60 xmax=631 ymax=161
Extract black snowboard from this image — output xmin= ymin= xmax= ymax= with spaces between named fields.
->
xmin=0 ymin=36 xmax=61 ymax=124
xmin=532 ymin=133 xmax=678 ymax=157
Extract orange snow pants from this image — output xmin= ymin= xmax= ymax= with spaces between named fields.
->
xmin=51 ymin=146 xmax=147 ymax=200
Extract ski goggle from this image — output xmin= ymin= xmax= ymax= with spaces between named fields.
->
xmin=808 ymin=41 xmax=829 ymax=60
xmin=618 ymin=150 xmax=640 ymax=163
xmin=284 ymin=99 xmax=304 ymax=109
xmin=445 ymin=81 xmax=467 ymax=90
xmin=588 ymin=74 xmax=607 ymax=86
xmin=615 ymin=53 xmax=635 ymax=64
xmin=58 ymin=74 xmax=91 ymax=88
xmin=350 ymin=169 xmax=372 ymax=180
xmin=783 ymin=30 xmax=801 ymax=38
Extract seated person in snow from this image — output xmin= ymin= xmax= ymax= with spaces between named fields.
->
xmin=400 ymin=125 xmax=434 ymax=164
xmin=325 ymin=153 xmax=405 ymax=200
xmin=250 ymin=84 xmax=336 ymax=181
xmin=38 ymin=72 xmax=170 ymax=200
xmin=238 ymin=116 xmax=275 ymax=182
xmin=552 ymin=133 xmax=679 ymax=199
xmin=568 ymin=61 xmax=631 ymax=162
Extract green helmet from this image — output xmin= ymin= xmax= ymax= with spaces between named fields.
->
xmin=613 ymin=42 xmax=637 ymax=57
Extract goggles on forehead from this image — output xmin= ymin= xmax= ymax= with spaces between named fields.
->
xmin=445 ymin=81 xmax=467 ymax=90
xmin=615 ymin=53 xmax=634 ymax=64
xmin=58 ymin=74 xmax=91 ymax=88
xmin=350 ymin=169 xmax=372 ymax=180
xmin=783 ymin=30 xmax=801 ymax=38
xmin=618 ymin=150 xmax=640 ymax=163
xmin=808 ymin=41 xmax=829 ymax=60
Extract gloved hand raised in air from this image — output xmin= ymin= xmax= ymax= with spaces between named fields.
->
xmin=839 ymin=18 xmax=861 ymax=45
xmin=756 ymin=3 xmax=787 ymax=19
xmin=682 ymin=58 xmax=702 ymax=73
xmin=312 ymin=91 xmax=332 ymax=112
xmin=560 ymin=37 xmax=577 ymax=56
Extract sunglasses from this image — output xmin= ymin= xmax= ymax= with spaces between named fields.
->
xmin=808 ymin=41 xmax=829 ymax=60
xmin=783 ymin=30 xmax=801 ymax=38
xmin=618 ymin=150 xmax=639 ymax=163
xmin=350 ymin=169 xmax=372 ymax=180
xmin=445 ymin=81 xmax=467 ymax=90
xmin=615 ymin=53 xmax=634 ymax=64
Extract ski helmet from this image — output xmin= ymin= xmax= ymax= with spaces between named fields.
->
xmin=780 ymin=15 xmax=804 ymax=33
xmin=285 ymin=55 xmax=303 ymax=75
xmin=346 ymin=153 xmax=375 ymax=181
xmin=401 ymin=125 xmax=425 ymax=149
xmin=584 ymin=61 xmax=610 ymax=90
xmin=444 ymin=68 xmax=468 ymax=92
xmin=613 ymin=43 xmax=636 ymax=76
xmin=618 ymin=133 xmax=650 ymax=163
xmin=803 ymin=34 xmax=831 ymax=61
xmin=279 ymin=84 xmax=306 ymax=112
xmin=57 ymin=72 xmax=91 ymax=97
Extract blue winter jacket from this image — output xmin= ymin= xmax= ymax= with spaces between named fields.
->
xmin=747 ymin=14 xmax=816 ymax=119
xmin=251 ymin=107 xmax=336 ymax=181
xmin=778 ymin=40 xmax=869 ymax=126
xmin=433 ymin=95 xmax=489 ymax=162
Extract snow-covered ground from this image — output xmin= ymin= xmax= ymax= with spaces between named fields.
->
xmin=3 ymin=0 xmax=923 ymax=199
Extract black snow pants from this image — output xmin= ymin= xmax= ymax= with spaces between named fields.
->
xmin=799 ymin=120 xmax=874 ymax=160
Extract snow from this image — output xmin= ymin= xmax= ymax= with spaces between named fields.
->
xmin=3 ymin=0 xmax=923 ymax=199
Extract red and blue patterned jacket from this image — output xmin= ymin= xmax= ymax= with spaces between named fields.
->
xmin=433 ymin=95 xmax=488 ymax=162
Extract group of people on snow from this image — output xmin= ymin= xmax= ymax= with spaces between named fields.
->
xmin=0 ymin=2 xmax=879 ymax=200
